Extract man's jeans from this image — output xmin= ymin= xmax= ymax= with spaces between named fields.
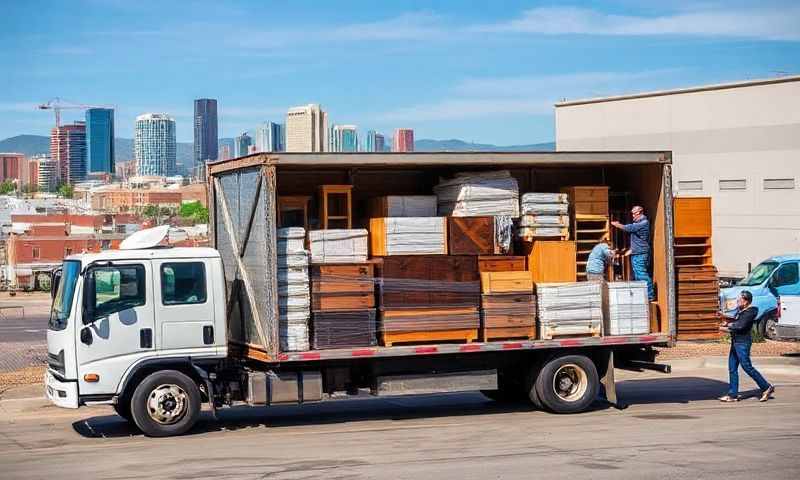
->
xmin=630 ymin=254 xmax=654 ymax=300
xmin=728 ymin=340 xmax=771 ymax=396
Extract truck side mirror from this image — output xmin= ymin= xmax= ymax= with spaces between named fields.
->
xmin=80 ymin=326 xmax=93 ymax=345
xmin=51 ymin=269 xmax=62 ymax=299
xmin=82 ymin=271 xmax=96 ymax=325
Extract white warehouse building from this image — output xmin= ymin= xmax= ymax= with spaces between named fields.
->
xmin=555 ymin=75 xmax=800 ymax=278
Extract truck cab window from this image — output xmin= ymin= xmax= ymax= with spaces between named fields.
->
xmin=92 ymin=265 xmax=146 ymax=318
xmin=772 ymin=262 xmax=799 ymax=287
xmin=161 ymin=262 xmax=207 ymax=305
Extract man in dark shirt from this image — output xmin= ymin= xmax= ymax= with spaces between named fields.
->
xmin=611 ymin=205 xmax=654 ymax=300
xmin=718 ymin=290 xmax=775 ymax=402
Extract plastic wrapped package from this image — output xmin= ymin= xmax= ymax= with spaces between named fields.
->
xmin=435 ymin=170 xmax=520 ymax=217
xmin=604 ymin=281 xmax=649 ymax=335
xmin=370 ymin=217 xmax=447 ymax=255
xmin=521 ymin=193 xmax=568 ymax=204
xmin=537 ymin=282 xmax=603 ymax=339
xmin=520 ymin=203 xmax=569 ymax=215
xmin=519 ymin=215 xmax=569 ymax=227
xmin=369 ymin=195 xmax=438 ymax=217
xmin=309 ymin=229 xmax=368 ymax=264
xmin=312 ymin=309 xmax=378 ymax=349
xmin=277 ymin=228 xmax=311 ymax=351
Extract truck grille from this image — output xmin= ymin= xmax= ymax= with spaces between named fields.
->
xmin=47 ymin=350 xmax=65 ymax=375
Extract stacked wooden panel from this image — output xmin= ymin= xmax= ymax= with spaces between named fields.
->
xmin=311 ymin=263 xmax=377 ymax=349
xmin=369 ymin=217 xmax=447 ymax=256
xmin=537 ymin=282 xmax=603 ymax=340
xmin=518 ymin=192 xmax=569 ymax=241
xmin=309 ymin=229 xmax=368 ymax=264
xmin=277 ymin=228 xmax=311 ymax=352
xmin=603 ymin=281 xmax=650 ymax=335
xmin=561 ymin=186 xmax=610 ymax=281
xmin=448 ymin=216 xmax=513 ymax=255
xmin=673 ymin=197 xmax=720 ymax=340
xmin=434 ymin=170 xmax=520 ymax=217
xmin=480 ymin=269 xmax=536 ymax=341
xmin=377 ymin=255 xmax=481 ymax=346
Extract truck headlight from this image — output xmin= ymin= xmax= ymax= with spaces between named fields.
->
xmin=724 ymin=298 xmax=737 ymax=311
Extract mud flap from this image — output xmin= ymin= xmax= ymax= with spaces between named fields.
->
xmin=600 ymin=350 xmax=625 ymax=410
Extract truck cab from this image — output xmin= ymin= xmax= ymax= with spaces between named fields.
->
xmin=45 ymin=247 xmax=228 ymax=411
xmin=719 ymin=254 xmax=800 ymax=339
xmin=776 ymin=295 xmax=800 ymax=340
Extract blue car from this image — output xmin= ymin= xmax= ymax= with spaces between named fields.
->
xmin=719 ymin=254 xmax=800 ymax=339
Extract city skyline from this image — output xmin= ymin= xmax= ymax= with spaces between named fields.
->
xmin=134 ymin=113 xmax=176 ymax=177
xmin=2 ymin=1 xmax=798 ymax=145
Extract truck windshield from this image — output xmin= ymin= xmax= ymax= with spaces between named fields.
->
xmin=49 ymin=260 xmax=81 ymax=331
xmin=737 ymin=261 xmax=779 ymax=287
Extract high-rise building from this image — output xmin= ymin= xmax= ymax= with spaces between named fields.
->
xmin=219 ymin=145 xmax=232 ymax=161
xmin=193 ymin=98 xmax=218 ymax=171
xmin=85 ymin=108 xmax=115 ymax=174
xmin=255 ymin=122 xmax=285 ymax=152
xmin=134 ymin=113 xmax=176 ymax=177
xmin=364 ymin=130 xmax=385 ymax=152
xmin=0 ymin=153 xmax=24 ymax=183
xmin=31 ymin=154 xmax=58 ymax=192
xmin=393 ymin=128 xmax=414 ymax=152
xmin=50 ymin=122 xmax=86 ymax=184
xmin=286 ymin=104 xmax=328 ymax=152
xmin=234 ymin=132 xmax=253 ymax=157
xmin=330 ymin=125 xmax=359 ymax=152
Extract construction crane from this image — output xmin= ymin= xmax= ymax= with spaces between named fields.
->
xmin=38 ymin=97 xmax=114 ymax=128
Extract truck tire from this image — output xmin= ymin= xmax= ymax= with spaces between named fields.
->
xmin=761 ymin=315 xmax=778 ymax=340
xmin=534 ymin=354 xmax=599 ymax=414
xmin=113 ymin=399 xmax=132 ymax=423
xmin=523 ymin=362 xmax=544 ymax=409
xmin=130 ymin=370 xmax=201 ymax=437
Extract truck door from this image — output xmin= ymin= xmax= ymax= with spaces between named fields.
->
xmin=151 ymin=258 xmax=219 ymax=355
xmin=76 ymin=261 xmax=155 ymax=397
xmin=769 ymin=262 xmax=800 ymax=297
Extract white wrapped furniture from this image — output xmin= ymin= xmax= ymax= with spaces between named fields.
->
xmin=434 ymin=170 xmax=520 ymax=217
xmin=277 ymin=227 xmax=310 ymax=351
xmin=309 ymin=229 xmax=369 ymax=264
xmin=537 ymin=282 xmax=603 ymax=339
xmin=604 ymin=281 xmax=650 ymax=335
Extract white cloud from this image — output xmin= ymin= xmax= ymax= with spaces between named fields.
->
xmin=475 ymin=6 xmax=800 ymax=41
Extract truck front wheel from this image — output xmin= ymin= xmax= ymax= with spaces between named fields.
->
xmin=130 ymin=370 xmax=201 ymax=437
xmin=534 ymin=354 xmax=599 ymax=414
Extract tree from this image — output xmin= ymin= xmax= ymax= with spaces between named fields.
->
xmin=178 ymin=201 xmax=209 ymax=224
xmin=0 ymin=180 xmax=16 ymax=195
xmin=57 ymin=183 xmax=74 ymax=199
xmin=142 ymin=205 xmax=159 ymax=219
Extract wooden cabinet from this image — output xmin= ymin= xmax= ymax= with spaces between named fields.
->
xmin=561 ymin=186 xmax=609 ymax=216
xmin=277 ymin=196 xmax=311 ymax=229
xmin=478 ymin=255 xmax=526 ymax=272
xmin=311 ymin=264 xmax=375 ymax=311
xmin=448 ymin=216 xmax=500 ymax=255
xmin=377 ymin=255 xmax=480 ymax=308
xmin=674 ymin=197 xmax=712 ymax=238
xmin=480 ymin=271 xmax=533 ymax=294
xmin=318 ymin=185 xmax=353 ymax=229
xmin=525 ymin=241 xmax=577 ymax=283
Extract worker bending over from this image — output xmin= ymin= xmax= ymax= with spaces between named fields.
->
xmin=585 ymin=239 xmax=616 ymax=282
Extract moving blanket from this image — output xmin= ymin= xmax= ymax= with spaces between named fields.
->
xmin=310 ymin=229 xmax=369 ymax=264
xmin=435 ymin=170 xmax=520 ymax=217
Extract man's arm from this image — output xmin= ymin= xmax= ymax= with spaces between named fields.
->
xmin=727 ymin=308 xmax=757 ymax=333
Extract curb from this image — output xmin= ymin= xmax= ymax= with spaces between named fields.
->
xmin=668 ymin=355 xmax=800 ymax=374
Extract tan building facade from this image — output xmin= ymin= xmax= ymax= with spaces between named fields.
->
xmin=555 ymin=75 xmax=800 ymax=277
xmin=285 ymin=103 xmax=328 ymax=152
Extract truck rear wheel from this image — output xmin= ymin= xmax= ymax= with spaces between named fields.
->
xmin=534 ymin=354 xmax=599 ymax=414
xmin=130 ymin=370 xmax=201 ymax=437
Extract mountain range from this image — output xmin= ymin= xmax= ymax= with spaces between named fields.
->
xmin=0 ymin=134 xmax=555 ymax=174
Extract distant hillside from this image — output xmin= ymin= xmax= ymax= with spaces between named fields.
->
xmin=414 ymin=139 xmax=555 ymax=152
xmin=0 ymin=134 xmax=50 ymax=156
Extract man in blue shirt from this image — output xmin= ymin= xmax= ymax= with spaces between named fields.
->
xmin=611 ymin=205 xmax=654 ymax=300
xmin=585 ymin=240 xmax=616 ymax=282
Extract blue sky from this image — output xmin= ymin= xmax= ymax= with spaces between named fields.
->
xmin=2 ymin=0 xmax=799 ymax=145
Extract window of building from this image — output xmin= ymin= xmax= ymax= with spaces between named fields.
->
xmin=161 ymin=262 xmax=207 ymax=305
xmin=763 ymin=178 xmax=795 ymax=190
xmin=91 ymin=265 xmax=146 ymax=319
xmin=32 ymin=247 xmax=40 ymax=260
xmin=719 ymin=179 xmax=747 ymax=191
xmin=678 ymin=180 xmax=703 ymax=191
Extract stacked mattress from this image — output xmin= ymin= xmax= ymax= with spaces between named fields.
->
xmin=537 ymin=282 xmax=603 ymax=339
xmin=604 ymin=281 xmax=650 ymax=335
xmin=434 ymin=170 xmax=520 ymax=217
xmin=309 ymin=229 xmax=368 ymax=264
xmin=277 ymin=228 xmax=310 ymax=351
xmin=369 ymin=217 xmax=447 ymax=255
xmin=518 ymin=193 xmax=570 ymax=240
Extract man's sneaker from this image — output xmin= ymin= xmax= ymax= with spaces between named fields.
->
xmin=718 ymin=395 xmax=739 ymax=402
xmin=759 ymin=385 xmax=775 ymax=402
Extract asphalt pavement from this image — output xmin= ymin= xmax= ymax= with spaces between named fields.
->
xmin=0 ymin=294 xmax=50 ymax=343
xmin=1 ymin=365 xmax=799 ymax=479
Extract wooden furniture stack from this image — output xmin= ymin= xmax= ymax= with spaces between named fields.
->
xmin=673 ymin=197 xmax=720 ymax=340
xmin=448 ymin=216 xmax=512 ymax=255
xmin=561 ymin=186 xmax=611 ymax=281
xmin=310 ymin=263 xmax=377 ymax=349
xmin=518 ymin=193 xmax=570 ymax=241
xmin=479 ymin=257 xmax=536 ymax=341
xmin=377 ymin=255 xmax=481 ymax=346
xmin=319 ymin=184 xmax=353 ymax=229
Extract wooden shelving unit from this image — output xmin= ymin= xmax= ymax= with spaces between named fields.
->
xmin=573 ymin=214 xmax=610 ymax=280
xmin=318 ymin=185 xmax=353 ymax=229
xmin=673 ymin=197 xmax=719 ymax=340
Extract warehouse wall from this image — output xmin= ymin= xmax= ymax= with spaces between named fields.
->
xmin=555 ymin=77 xmax=800 ymax=277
